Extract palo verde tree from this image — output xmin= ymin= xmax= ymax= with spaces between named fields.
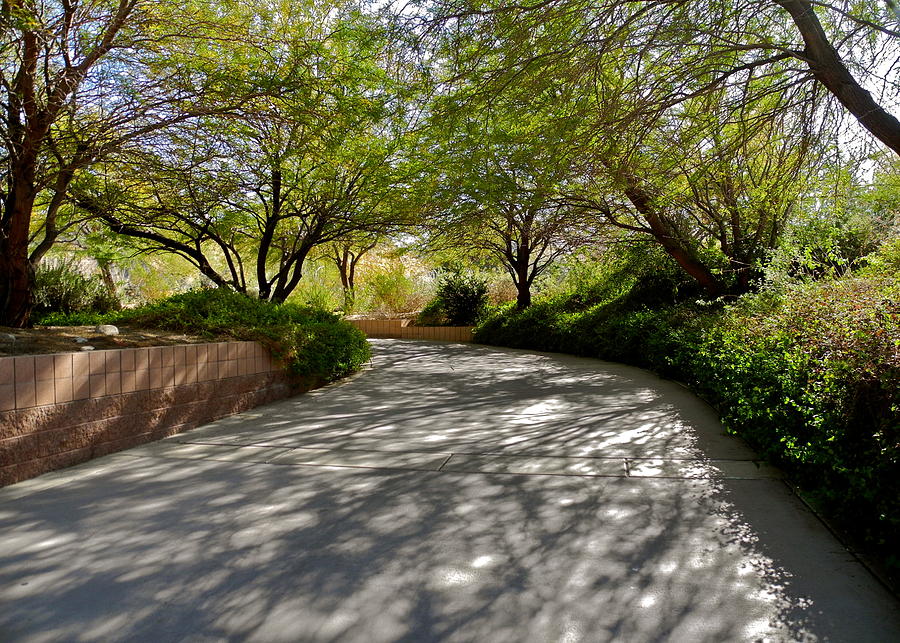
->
xmin=562 ymin=82 xmax=822 ymax=294
xmin=325 ymin=232 xmax=381 ymax=309
xmin=0 ymin=0 xmax=274 ymax=326
xmin=423 ymin=0 xmax=828 ymax=296
xmin=78 ymin=7 xmax=415 ymax=303
xmin=421 ymin=92 xmax=601 ymax=309
xmin=424 ymin=0 xmax=900 ymax=156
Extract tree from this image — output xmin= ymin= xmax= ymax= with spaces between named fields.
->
xmin=775 ymin=0 xmax=900 ymax=155
xmin=424 ymin=0 xmax=900 ymax=156
xmin=1 ymin=0 xmax=140 ymax=325
xmin=423 ymin=0 xmax=827 ymax=296
xmin=0 ymin=0 xmax=268 ymax=326
xmin=327 ymin=233 xmax=381 ymax=309
xmin=78 ymin=10 xmax=415 ymax=303
xmin=421 ymin=95 xmax=601 ymax=308
xmin=563 ymin=83 xmax=820 ymax=294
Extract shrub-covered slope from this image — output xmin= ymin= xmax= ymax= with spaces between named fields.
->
xmin=39 ymin=288 xmax=371 ymax=383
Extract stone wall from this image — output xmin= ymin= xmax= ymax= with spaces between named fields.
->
xmin=0 ymin=341 xmax=294 ymax=486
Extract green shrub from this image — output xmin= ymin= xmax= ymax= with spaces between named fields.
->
xmin=475 ymin=273 xmax=900 ymax=583
xmin=37 ymin=310 xmax=116 ymax=326
xmin=416 ymin=298 xmax=447 ymax=326
xmin=32 ymin=261 xmax=119 ymax=320
xmin=42 ymin=288 xmax=371 ymax=383
xmin=362 ymin=268 xmax=427 ymax=314
xmin=420 ymin=273 xmax=488 ymax=326
xmin=859 ymin=236 xmax=900 ymax=277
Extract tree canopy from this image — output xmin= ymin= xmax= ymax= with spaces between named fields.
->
xmin=2 ymin=0 xmax=898 ymax=324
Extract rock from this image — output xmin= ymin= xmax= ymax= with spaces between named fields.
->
xmin=80 ymin=345 xmax=95 ymax=351
xmin=96 ymin=324 xmax=119 ymax=336
xmin=74 ymin=337 xmax=89 ymax=344
xmin=0 ymin=333 xmax=16 ymax=343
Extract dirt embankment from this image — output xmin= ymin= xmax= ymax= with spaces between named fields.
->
xmin=0 ymin=326 xmax=228 ymax=357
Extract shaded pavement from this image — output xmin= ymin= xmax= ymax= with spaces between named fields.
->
xmin=1 ymin=340 xmax=898 ymax=642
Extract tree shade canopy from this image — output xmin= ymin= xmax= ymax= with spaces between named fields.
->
xmin=1 ymin=0 xmax=898 ymax=324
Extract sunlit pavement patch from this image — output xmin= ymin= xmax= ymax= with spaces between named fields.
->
xmin=440 ymin=453 xmax=626 ymax=477
xmin=115 ymin=445 xmax=784 ymax=480
xmin=112 ymin=442 xmax=292 ymax=464
xmin=268 ymin=448 xmax=451 ymax=471
xmin=626 ymin=458 xmax=785 ymax=480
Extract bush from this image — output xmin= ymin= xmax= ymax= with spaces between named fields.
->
xmin=43 ymin=288 xmax=371 ymax=382
xmin=361 ymin=268 xmax=429 ymax=315
xmin=32 ymin=260 xmax=119 ymax=320
xmin=416 ymin=298 xmax=447 ymax=326
xmin=419 ymin=273 xmax=488 ymax=326
xmin=475 ymin=272 xmax=900 ymax=584
xmin=860 ymin=236 xmax=900 ymax=277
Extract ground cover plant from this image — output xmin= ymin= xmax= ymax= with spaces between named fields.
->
xmin=475 ymin=244 xmax=900 ymax=584
xmin=39 ymin=288 xmax=371 ymax=384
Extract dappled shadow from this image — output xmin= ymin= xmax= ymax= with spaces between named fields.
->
xmin=1 ymin=340 xmax=898 ymax=641
xmin=180 ymin=340 xmax=748 ymax=461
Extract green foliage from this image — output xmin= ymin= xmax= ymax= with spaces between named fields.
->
xmin=289 ymin=274 xmax=343 ymax=312
xmin=416 ymin=298 xmax=447 ymax=326
xmin=361 ymin=268 xmax=428 ymax=315
xmin=32 ymin=261 xmax=120 ymax=320
xmin=421 ymin=273 xmax=489 ymax=326
xmin=37 ymin=310 xmax=113 ymax=326
xmin=43 ymin=288 xmax=370 ymax=382
xmin=860 ymin=237 xmax=900 ymax=277
xmin=476 ymin=271 xmax=900 ymax=582
xmin=767 ymin=210 xmax=884 ymax=283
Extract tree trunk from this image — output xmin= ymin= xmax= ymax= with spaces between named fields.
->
xmin=97 ymin=259 xmax=121 ymax=308
xmin=0 ymin=249 xmax=34 ymax=328
xmin=337 ymin=250 xmax=350 ymax=290
xmin=617 ymin=173 xmax=727 ymax=297
xmin=512 ymin=249 xmax=533 ymax=310
xmin=776 ymin=0 xmax=900 ymax=156
xmin=0 ymin=169 xmax=39 ymax=327
xmin=515 ymin=280 xmax=532 ymax=310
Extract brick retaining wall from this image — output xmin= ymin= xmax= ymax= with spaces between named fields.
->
xmin=0 ymin=341 xmax=296 ymax=486
xmin=348 ymin=319 xmax=474 ymax=342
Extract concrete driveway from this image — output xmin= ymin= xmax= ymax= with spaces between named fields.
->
xmin=1 ymin=339 xmax=898 ymax=642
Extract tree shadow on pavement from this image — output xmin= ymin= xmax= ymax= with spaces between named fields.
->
xmin=1 ymin=340 xmax=897 ymax=642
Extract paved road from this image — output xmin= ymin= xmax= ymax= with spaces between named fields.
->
xmin=2 ymin=339 xmax=898 ymax=642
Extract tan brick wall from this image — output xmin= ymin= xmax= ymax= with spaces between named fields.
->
xmin=347 ymin=320 xmax=474 ymax=342
xmin=0 ymin=341 xmax=297 ymax=486
xmin=347 ymin=319 xmax=410 ymax=338
xmin=400 ymin=326 xmax=474 ymax=342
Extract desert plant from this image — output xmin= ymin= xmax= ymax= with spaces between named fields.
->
xmin=362 ymin=268 xmax=429 ymax=315
xmin=32 ymin=260 xmax=119 ymax=319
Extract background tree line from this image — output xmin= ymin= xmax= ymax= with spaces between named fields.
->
xmin=2 ymin=0 xmax=898 ymax=327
